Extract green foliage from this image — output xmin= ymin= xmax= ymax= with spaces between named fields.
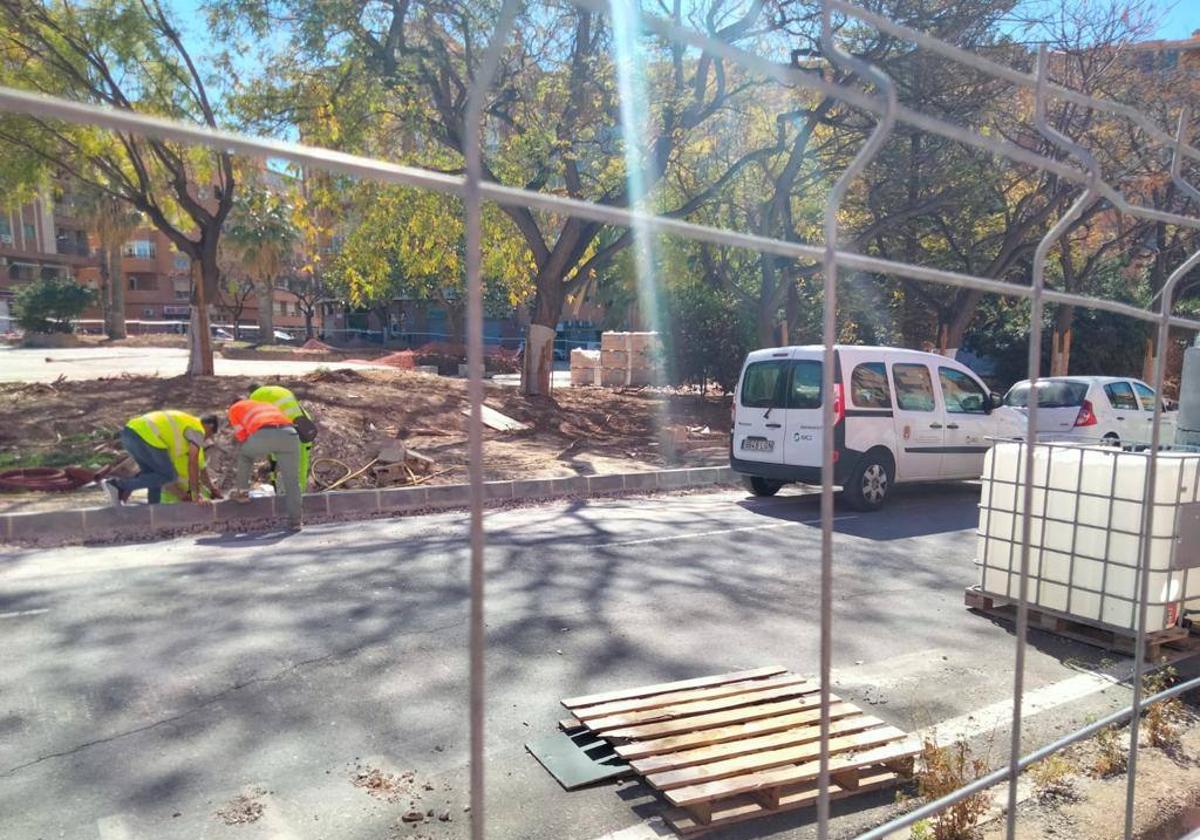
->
xmin=659 ymin=279 xmax=755 ymax=393
xmin=226 ymin=184 xmax=299 ymax=283
xmin=13 ymin=276 xmax=96 ymax=334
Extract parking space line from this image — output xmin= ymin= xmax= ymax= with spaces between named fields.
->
xmin=0 ymin=608 xmax=48 ymax=619
xmin=604 ymin=516 xmax=856 ymax=548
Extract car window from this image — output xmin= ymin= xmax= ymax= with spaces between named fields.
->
xmin=851 ymin=362 xmax=891 ymax=409
xmin=893 ymin=363 xmax=936 ymax=412
xmin=1131 ymin=382 xmax=1157 ymax=412
xmin=787 ymin=360 xmax=823 ymax=409
xmin=1103 ymin=381 xmax=1138 ymax=411
xmin=1003 ymin=380 xmax=1089 ymax=408
xmin=939 ymin=367 xmax=988 ymax=414
xmin=739 ymin=360 xmax=788 ymax=408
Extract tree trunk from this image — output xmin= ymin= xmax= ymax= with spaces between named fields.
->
xmin=186 ymin=258 xmax=215 ymax=376
xmin=257 ymin=279 xmax=275 ymax=344
xmin=96 ymin=246 xmax=111 ymax=338
xmin=522 ymin=287 xmax=561 ymax=396
xmin=108 ymin=247 xmax=127 ymax=339
xmin=756 ymin=258 xmax=779 ymax=347
xmin=1050 ymin=306 xmax=1074 ymax=376
xmin=942 ymin=290 xmax=984 ymax=358
xmin=304 ymin=309 xmax=314 ymax=339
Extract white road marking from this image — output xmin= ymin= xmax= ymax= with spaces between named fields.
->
xmin=0 ymin=608 xmax=48 ymax=619
xmin=95 ymin=814 xmax=136 ymax=840
xmin=604 ymin=516 xmax=856 ymax=547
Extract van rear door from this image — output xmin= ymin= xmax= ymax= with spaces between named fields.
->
xmin=781 ymin=354 xmax=825 ymax=469
xmin=733 ymin=355 xmax=790 ymax=465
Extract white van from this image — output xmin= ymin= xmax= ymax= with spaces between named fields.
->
xmin=731 ymin=345 xmax=1010 ymax=510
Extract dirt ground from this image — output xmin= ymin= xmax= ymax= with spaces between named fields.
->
xmin=0 ymin=368 xmax=730 ymax=513
xmin=980 ymin=700 xmax=1200 ymax=840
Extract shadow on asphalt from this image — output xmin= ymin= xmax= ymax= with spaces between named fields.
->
xmin=735 ymin=482 xmax=982 ymax=541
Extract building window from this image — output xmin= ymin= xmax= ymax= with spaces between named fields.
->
xmin=172 ymin=252 xmax=189 ymax=271
xmin=122 ymin=240 xmax=156 ymax=258
xmin=0 ymin=217 xmax=12 ymax=244
xmin=128 ymin=275 xmax=157 ymax=292
xmin=174 ymin=289 xmax=191 ymax=301
xmin=23 ymin=223 xmax=36 ymax=243
xmin=277 ymin=301 xmax=287 ymax=315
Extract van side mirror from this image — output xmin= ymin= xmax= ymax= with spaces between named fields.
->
xmin=988 ymin=393 xmax=1004 ymax=413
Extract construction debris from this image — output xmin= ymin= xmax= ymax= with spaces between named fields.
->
xmin=600 ymin=332 xmax=663 ymax=388
xmin=464 ymin=404 xmax=531 ymax=432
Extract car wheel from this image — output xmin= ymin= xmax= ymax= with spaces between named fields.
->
xmin=844 ymin=453 xmax=892 ymax=512
xmin=1102 ymin=433 xmax=1120 ymax=447
xmin=744 ymin=476 xmax=783 ymax=497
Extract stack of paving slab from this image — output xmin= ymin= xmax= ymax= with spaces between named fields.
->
xmin=570 ymin=348 xmax=601 ymax=386
xmin=600 ymin=331 xmax=663 ymax=388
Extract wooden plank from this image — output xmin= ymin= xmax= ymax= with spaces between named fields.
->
xmin=615 ymin=701 xmax=860 ymax=760
xmin=561 ymin=666 xmax=786 ymax=710
xmin=664 ymin=739 xmax=921 ymax=807
xmin=585 ymin=681 xmax=817 ymax=733
xmin=463 ymin=404 xmax=531 ymax=432
xmin=558 ymin=716 xmax=583 ymax=732
xmin=648 ymin=725 xmax=907 ymax=791
xmin=629 ymin=713 xmax=885 ymax=776
xmin=603 ymin=693 xmax=840 ymax=741
xmin=663 ymin=769 xmax=899 ymax=837
xmin=573 ymin=674 xmax=808 ymax=720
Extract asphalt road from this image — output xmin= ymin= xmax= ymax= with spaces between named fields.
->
xmin=0 ymin=485 xmax=1167 ymax=840
xmin=0 ymin=345 xmax=387 ymax=382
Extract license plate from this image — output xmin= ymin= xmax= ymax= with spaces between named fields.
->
xmin=741 ymin=437 xmax=774 ymax=452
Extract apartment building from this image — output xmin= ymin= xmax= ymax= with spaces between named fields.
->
xmin=1 ymin=194 xmax=310 ymax=336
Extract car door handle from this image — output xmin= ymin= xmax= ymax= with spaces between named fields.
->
xmin=929 ymin=422 xmax=943 ymax=429
xmin=765 ymin=423 xmax=782 ymax=429
xmin=946 ymin=423 xmax=960 ymax=430
xmin=1116 ymin=416 xmax=1125 ymax=421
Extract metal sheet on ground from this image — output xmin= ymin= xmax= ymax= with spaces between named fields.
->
xmin=526 ymin=729 xmax=632 ymax=790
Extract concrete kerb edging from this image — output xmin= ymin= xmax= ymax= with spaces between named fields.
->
xmin=0 ymin=466 xmax=736 ymax=547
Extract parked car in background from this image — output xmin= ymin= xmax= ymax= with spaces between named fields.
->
xmin=211 ymin=327 xmax=234 ymax=341
xmin=731 ymin=345 xmax=1009 ymax=510
xmin=1001 ymin=376 xmax=1177 ymax=446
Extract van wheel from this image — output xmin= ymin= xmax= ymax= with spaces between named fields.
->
xmin=744 ymin=476 xmax=783 ymax=497
xmin=844 ymin=454 xmax=892 ymax=512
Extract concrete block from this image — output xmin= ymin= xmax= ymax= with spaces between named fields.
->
xmin=150 ymin=501 xmax=217 ymax=530
xmin=82 ymin=504 xmax=154 ymax=538
xmin=8 ymin=509 xmax=85 ymax=544
xmin=214 ymin=497 xmax=276 ymax=523
xmin=510 ymin=478 xmax=556 ymax=500
xmin=483 ymin=481 xmax=514 ymax=501
xmin=303 ymin=493 xmax=330 ymax=518
xmin=587 ymin=474 xmax=626 ymax=494
xmin=657 ymin=469 xmax=691 ymax=489
xmin=687 ymin=467 xmax=723 ymax=486
xmin=551 ymin=476 xmax=588 ymax=496
xmin=327 ymin=489 xmax=380 ymax=516
xmin=378 ymin=486 xmax=428 ymax=512
xmin=426 ymin=483 xmax=471 ymax=507
xmin=622 ymin=471 xmax=658 ymax=492
xmin=415 ymin=365 xmax=439 ymax=375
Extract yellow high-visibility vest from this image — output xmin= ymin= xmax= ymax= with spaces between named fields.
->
xmin=248 ymin=385 xmax=304 ymax=421
xmin=127 ymin=410 xmax=207 ymax=480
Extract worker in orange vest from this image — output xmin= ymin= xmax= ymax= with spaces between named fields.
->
xmin=227 ymin=399 xmax=303 ymax=530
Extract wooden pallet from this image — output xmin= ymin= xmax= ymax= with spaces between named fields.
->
xmin=964 ymin=586 xmax=1196 ymax=661
xmin=560 ymin=667 xmax=919 ymax=837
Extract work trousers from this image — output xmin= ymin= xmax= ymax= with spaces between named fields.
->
xmin=236 ymin=426 xmax=302 ymax=526
xmin=113 ymin=427 xmax=175 ymax=504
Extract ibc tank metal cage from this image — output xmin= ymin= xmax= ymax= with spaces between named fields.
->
xmin=974 ymin=440 xmax=1200 ymax=648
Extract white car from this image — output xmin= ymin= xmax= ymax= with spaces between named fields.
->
xmin=731 ymin=345 xmax=1010 ymax=510
xmin=1000 ymin=376 xmax=1177 ymax=446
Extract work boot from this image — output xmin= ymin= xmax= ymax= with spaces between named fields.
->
xmin=101 ymin=479 xmax=130 ymax=506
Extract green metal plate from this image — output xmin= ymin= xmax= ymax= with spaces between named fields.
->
xmin=526 ymin=728 xmax=631 ymax=790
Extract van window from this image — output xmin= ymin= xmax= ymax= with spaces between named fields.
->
xmin=1004 ymin=380 xmax=1088 ymax=408
xmin=788 ymin=360 xmax=823 ymax=409
xmin=1104 ymin=381 xmax=1138 ymax=411
xmin=1132 ymin=382 xmax=1157 ymax=411
xmin=939 ymin=367 xmax=988 ymax=414
xmin=851 ymin=362 xmax=891 ymax=409
xmin=740 ymin=360 xmax=788 ymax=408
xmin=893 ymin=363 xmax=936 ymax=412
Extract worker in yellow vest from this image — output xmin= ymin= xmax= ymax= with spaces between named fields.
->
xmin=248 ymin=383 xmax=316 ymax=490
xmin=103 ymin=411 xmax=221 ymax=505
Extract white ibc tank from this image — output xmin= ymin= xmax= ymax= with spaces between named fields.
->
xmin=977 ymin=442 xmax=1200 ymax=632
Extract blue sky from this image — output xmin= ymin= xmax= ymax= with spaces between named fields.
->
xmin=1152 ymin=0 xmax=1197 ymax=39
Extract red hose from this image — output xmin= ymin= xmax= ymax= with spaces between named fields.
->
xmin=0 ymin=464 xmax=112 ymax=492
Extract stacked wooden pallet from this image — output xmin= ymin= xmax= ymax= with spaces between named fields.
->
xmin=570 ymin=348 xmax=601 ymax=386
xmin=600 ymin=331 xmax=662 ymax=387
xmin=561 ymin=666 xmax=920 ymax=836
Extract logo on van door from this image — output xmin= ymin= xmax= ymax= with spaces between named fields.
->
xmin=903 ymin=424 xmax=912 ymax=440
xmin=793 ymin=432 xmax=814 ymax=442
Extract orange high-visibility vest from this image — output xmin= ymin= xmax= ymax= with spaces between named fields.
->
xmin=228 ymin=400 xmax=293 ymax=443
